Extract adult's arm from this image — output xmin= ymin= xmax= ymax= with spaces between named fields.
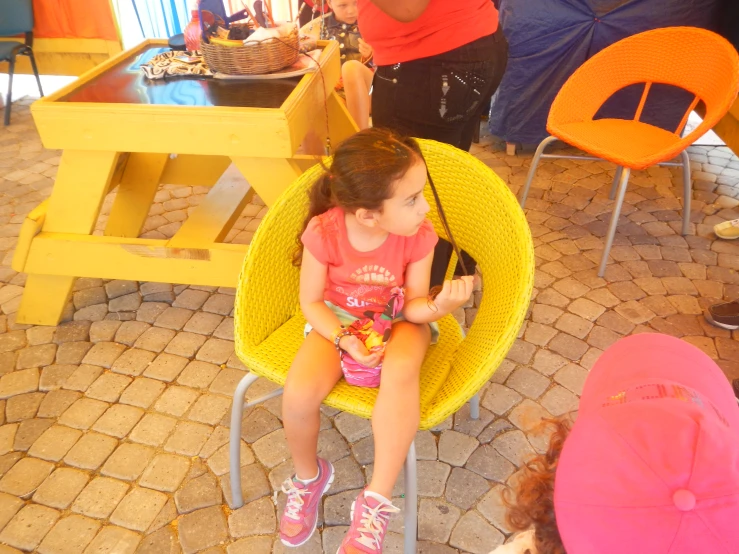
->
xmin=370 ymin=0 xmax=430 ymax=22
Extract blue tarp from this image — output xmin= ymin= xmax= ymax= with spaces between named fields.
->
xmin=489 ymin=0 xmax=722 ymax=145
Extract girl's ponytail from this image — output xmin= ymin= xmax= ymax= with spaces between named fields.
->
xmin=293 ymin=171 xmax=334 ymax=266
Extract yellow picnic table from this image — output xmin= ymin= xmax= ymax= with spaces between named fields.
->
xmin=11 ymin=39 xmax=358 ymax=326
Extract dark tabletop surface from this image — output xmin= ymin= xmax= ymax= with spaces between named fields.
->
xmin=58 ymin=46 xmax=301 ymax=108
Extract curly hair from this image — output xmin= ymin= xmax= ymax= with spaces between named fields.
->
xmin=502 ymin=418 xmax=571 ymax=554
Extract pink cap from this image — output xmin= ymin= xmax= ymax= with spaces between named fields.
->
xmin=554 ymin=333 xmax=739 ymax=554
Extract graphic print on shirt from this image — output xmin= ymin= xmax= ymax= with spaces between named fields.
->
xmin=339 ymin=264 xmax=398 ymax=311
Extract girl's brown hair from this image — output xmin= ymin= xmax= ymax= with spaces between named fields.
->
xmin=503 ymin=418 xmax=571 ymax=554
xmin=293 ymin=128 xmax=423 ymax=266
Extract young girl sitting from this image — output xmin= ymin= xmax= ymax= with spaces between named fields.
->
xmin=279 ymin=128 xmax=473 ymax=552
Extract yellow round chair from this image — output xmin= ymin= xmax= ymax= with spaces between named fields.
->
xmin=229 ymin=139 xmax=534 ymax=552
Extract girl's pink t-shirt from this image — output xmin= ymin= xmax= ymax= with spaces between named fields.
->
xmin=301 ymin=206 xmax=438 ymax=318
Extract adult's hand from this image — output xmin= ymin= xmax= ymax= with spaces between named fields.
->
xmin=370 ymin=0 xmax=430 ymax=22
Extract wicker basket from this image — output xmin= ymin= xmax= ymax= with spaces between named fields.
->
xmin=201 ymin=26 xmax=299 ymax=75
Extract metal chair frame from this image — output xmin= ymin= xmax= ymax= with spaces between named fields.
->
xmin=519 ymin=137 xmax=691 ymax=277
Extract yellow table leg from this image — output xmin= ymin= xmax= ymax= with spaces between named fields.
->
xmin=326 ymin=90 xmax=360 ymax=147
xmin=105 ymin=152 xmax=169 ymax=238
xmin=17 ymin=150 xmax=120 ymax=326
xmin=230 ymin=157 xmax=305 ymax=207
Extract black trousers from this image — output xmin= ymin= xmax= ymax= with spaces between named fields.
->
xmin=371 ymin=28 xmax=509 ymax=286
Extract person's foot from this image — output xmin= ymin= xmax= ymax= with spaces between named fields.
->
xmin=279 ymin=458 xmax=334 ymax=547
xmin=337 ymin=490 xmax=399 ymax=553
xmin=704 ymin=300 xmax=739 ymax=330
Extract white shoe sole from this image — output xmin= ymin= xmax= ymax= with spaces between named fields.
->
xmin=704 ymin=311 xmax=739 ymax=330
xmin=280 ymin=463 xmax=335 ymax=548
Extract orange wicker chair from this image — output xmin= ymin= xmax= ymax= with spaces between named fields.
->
xmin=519 ymin=27 xmax=739 ymax=277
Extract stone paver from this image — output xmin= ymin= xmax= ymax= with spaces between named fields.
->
xmin=63 ymin=431 xmax=118 ymax=470
xmin=82 ymin=525 xmax=140 ymax=554
xmin=0 ymin=368 xmax=39 ymax=399
xmin=85 ymin=373 xmax=132 ymax=403
xmin=449 ymin=511 xmax=504 ymax=554
xmin=13 ymin=419 xmax=52 ymax=451
xmin=71 ymin=477 xmax=129 ymax=519
xmin=174 ymin=472 xmax=222 ymax=514
xmin=139 ymin=454 xmax=190 ymax=492
xmin=164 ymin=420 xmax=212 ymax=456
xmin=37 ymin=514 xmax=101 ymax=554
xmin=418 ymin=499 xmax=461 ymax=543
xmin=81 ymin=343 xmax=126 ymax=369
xmin=118 ymin=377 xmax=164 ymax=408
xmin=186 ymin=393 xmax=231 ymax=425
xmin=32 ymin=468 xmax=89 ymax=509
xmin=143 ymin=353 xmax=188 ymax=382
xmin=445 ymin=467 xmax=490 ymax=510
xmin=6 ymin=392 xmax=43 ymax=421
xmin=28 ymin=424 xmax=81 ymax=462
xmin=0 ymin=504 xmax=60 ymax=551
xmin=62 ymin=365 xmax=102 ymax=392
xmin=0 ymin=491 xmax=23 ymax=531
xmin=178 ymin=505 xmax=229 ymax=554
xmin=109 ymin=487 xmax=168 ymax=532
xmin=91 ymin=404 xmax=143 ymax=438
xmin=58 ymin=397 xmax=108 ymax=430
xmin=0 ymin=109 xmax=737 ymax=552
xmin=100 ymin=443 xmax=154 ymax=481
xmin=228 ymin=496 xmax=276 ymax=538
xmin=110 ymin=348 xmax=156 ymax=377
xmin=153 ymin=386 xmax=199 ymax=416
xmin=438 ymin=430 xmax=479 ymax=467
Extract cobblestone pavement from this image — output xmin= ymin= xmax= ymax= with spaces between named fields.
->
xmin=0 ymin=98 xmax=737 ymax=554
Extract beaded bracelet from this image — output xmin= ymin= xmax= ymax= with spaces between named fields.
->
xmin=331 ymin=326 xmax=351 ymax=352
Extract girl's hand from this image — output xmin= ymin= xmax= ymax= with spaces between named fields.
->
xmin=358 ymin=38 xmax=373 ymax=60
xmin=431 ymin=276 xmax=474 ymax=315
xmin=339 ymin=334 xmax=383 ymax=368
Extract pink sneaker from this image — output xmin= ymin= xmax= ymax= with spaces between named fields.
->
xmin=337 ymin=490 xmax=400 ymax=553
xmin=279 ymin=458 xmax=335 ymax=547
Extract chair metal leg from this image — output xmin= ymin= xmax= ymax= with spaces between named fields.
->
xmin=519 ymin=135 xmax=558 ymax=208
xmin=609 ymin=166 xmax=624 ymax=200
xmin=680 ymin=150 xmax=691 ymax=236
xmin=229 ymin=372 xmax=260 ymax=508
xmin=469 ymin=393 xmax=480 ymax=420
xmin=28 ymin=50 xmax=43 ymax=97
xmin=598 ymin=168 xmax=631 ymax=277
xmin=4 ymin=56 xmax=14 ymax=126
xmin=403 ymin=441 xmax=417 ymax=554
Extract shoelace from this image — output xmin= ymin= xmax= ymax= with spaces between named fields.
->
xmin=354 ymin=500 xmax=400 ymax=550
xmin=281 ymin=478 xmax=311 ymax=520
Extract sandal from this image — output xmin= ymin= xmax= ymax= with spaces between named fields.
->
xmin=714 ymin=218 xmax=739 ymax=240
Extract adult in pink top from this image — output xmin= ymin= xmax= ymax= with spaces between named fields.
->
xmin=358 ymin=0 xmax=508 ymax=289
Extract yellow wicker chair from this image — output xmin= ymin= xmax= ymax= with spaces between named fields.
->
xmin=229 ymin=139 xmax=534 ymax=552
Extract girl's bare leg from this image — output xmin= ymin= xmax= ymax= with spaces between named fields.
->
xmin=342 ymin=60 xmax=374 ymax=130
xmin=368 ymin=321 xmax=430 ymax=498
xmin=282 ymin=331 xmax=343 ymax=479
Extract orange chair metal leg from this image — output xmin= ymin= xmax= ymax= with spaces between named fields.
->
xmin=599 ymin=168 xmax=631 ymax=277
xmin=609 ymin=166 xmax=624 ymax=200
xmin=520 ymin=135 xmax=558 ymax=207
xmin=680 ymin=150 xmax=692 ymax=236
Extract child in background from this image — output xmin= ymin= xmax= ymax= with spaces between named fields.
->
xmin=491 ymin=333 xmax=739 ymax=554
xmin=303 ymin=0 xmax=374 ymax=128
xmin=279 ymin=128 xmax=473 ymax=552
